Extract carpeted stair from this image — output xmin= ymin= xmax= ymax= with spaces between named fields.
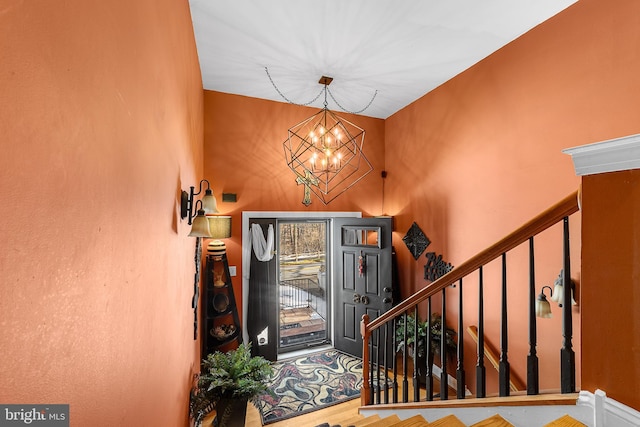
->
xmin=314 ymin=413 xmax=586 ymax=427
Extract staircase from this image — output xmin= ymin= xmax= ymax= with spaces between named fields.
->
xmin=353 ymin=192 xmax=590 ymax=425
xmin=360 ymin=192 xmax=581 ymax=407
xmin=316 ymin=412 xmax=586 ymax=427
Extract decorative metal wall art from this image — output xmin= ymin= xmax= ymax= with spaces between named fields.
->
xmin=192 ymin=237 xmax=202 ymax=339
xmin=402 ymin=222 xmax=431 ymax=260
xmin=424 ymin=251 xmax=454 ymax=282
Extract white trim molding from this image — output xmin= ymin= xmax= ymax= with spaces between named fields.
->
xmin=578 ymin=389 xmax=640 ymax=427
xmin=563 ymin=133 xmax=640 ymax=176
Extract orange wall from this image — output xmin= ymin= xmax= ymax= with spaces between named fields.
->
xmin=383 ymin=0 xmax=640 ymax=396
xmin=201 ymin=0 xmax=640 ymax=403
xmin=0 ymin=1 xmax=203 ymax=426
xmin=582 ymin=169 xmax=640 ymax=410
xmin=202 ymin=91 xmax=386 ymax=321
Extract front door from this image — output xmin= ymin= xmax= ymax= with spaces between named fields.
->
xmin=333 ymin=217 xmax=393 ymax=358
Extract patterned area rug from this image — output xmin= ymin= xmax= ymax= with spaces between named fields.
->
xmin=255 ymin=349 xmax=362 ymax=425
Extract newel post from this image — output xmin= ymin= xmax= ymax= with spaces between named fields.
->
xmin=360 ymin=314 xmax=371 ymax=406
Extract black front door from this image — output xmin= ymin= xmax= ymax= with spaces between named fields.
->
xmin=332 ymin=217 xmax=393 ymax=358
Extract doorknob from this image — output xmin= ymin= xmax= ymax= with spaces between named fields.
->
xmin=383 ymin=297 xmax=392 ymax=304
xmin=361 ymin=295 xmax=370 ymax=305
xmin=383 ymin=287 xmax=392 ymax=293
xmin=353 ymin=293 xmax=361 ymax=304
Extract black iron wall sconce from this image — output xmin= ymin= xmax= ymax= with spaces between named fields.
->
xmin=549 ymin=269 xmax=577 ymax=308
xmin=536 ymin=269 xmax=577 ymax=319
xmin=536 ymin=286 xmax=554 ymax=318
xmin=181 ymin=179 xmax=219 ymax=237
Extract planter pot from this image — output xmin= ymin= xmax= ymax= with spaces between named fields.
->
xmin=212 ymin=397 xmax=249 ymax=427
xmin=400 ymin=346 xmax=435 ymax=386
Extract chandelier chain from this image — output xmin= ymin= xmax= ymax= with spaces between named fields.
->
xmin=327 ymin=87 xmax=378 ymax=115
xmin=265 ymin=67 xmax=324 ymax=106
xmin=265 ymin=66 xmax=377 ymax=114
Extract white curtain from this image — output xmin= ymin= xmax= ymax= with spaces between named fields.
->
xmin=251 ymin=223 xmax=274 ymax=262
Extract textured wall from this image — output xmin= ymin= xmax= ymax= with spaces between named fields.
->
xmin=202 ymin=91 xmax=386 ymax=322
xmin=384 ymin=0 xmax=637 ymax=396
xmin=0 ymin=1 xmax=203 ymax=425
xmin=201 ymin=0 xmax=640 ymax=406
xmin=582 ymin=169 xmax=640 ymax=410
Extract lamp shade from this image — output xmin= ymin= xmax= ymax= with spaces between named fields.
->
xmin=201 ymin=189 xmax=219 ymax=214
xmin=188 ymin=210 xmax=212 ymax=237
xmin=535 ymin=292 xmax=553 ymax=318
xmin=551 ymin=283 xmax=563 ymax=306
xmin=208 ymin=215 xmax=232 ymax=239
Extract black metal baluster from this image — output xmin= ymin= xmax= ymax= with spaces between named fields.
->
xmin=384 ymin=321 xmax=389 ymax=404
xmin=499 ymin=253 xmax=510 ymax=397
xmin=369 ymin=337 xmax=374 ymax=404
xmin=426 ymin=297 xmax=433 ymax=401
xmin=527 ymin=236 xmax=539 ymax=395
xmin=561 ymin=216 xmax=576 ymax=393
xmin=392 ymin=317 xmax=398 ymax=403
xmin=457 ymin=278 xmax=465 ymax=399
xmin=440 ymin=288 xmax=448 ymax=400
xmin=376 ymin=327 xmax=382 ymax=404
xmin=402 ymin=311 xmax=408 ymax=403
xmin=413 ymin=306 xmax=420 ymax=402
xmin=476 ymin=266 xmax=486 ymax=398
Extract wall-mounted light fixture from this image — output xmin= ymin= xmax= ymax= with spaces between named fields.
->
xmin=181 ymin=179 xmax=219 ymax=237
xmin=536 ymin=286 xmax=553 ymax=318
xmin=536 ymin=270 xmax=578 ymax=319
xmin=549 ymin=269 xmax=577 ymax=308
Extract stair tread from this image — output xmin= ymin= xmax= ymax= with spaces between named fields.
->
xmin=543 ymin=414 xmax=587 ymax=427
xmin=339 ymin=414 xmax=366 ymax=425
xmin=470 ymin=414 xmax=514 ymax=427
xmin=349 ymin=414 xmax=381 ymax=426
xmin=427 ymin=414 xmax=466 ymax=427
xmin=358 ymin=414 xmax=402 ymax=427
xmin=394 ymin=414 xmax=429 ymax=427
xmin=369 ymin=392 xmax=579 ymax=410
xmin=340 ymin=414 xmax=372 ymax=425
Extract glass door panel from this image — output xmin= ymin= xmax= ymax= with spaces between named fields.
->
xmin=277 ymin=220 xmax=329 ymax=352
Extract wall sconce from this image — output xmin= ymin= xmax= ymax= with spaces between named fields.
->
xmin=181 ymin=179 xmax=219 ymax=237
xmin=549 ymin=269 xmax=577 ymax=307
xmin=536 ymin=270 xmax=578 ymax=319
xmin=536 ymin=286 xmax=553 ymax=318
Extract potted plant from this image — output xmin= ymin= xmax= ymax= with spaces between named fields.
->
xmin=395 ymin=313 xmax=457 ymax=381
xmin=190 ymin=343 xmax=274 ymax=427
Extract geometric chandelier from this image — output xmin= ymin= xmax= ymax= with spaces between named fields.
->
xmin=282 ymin=76 xmax=373 ymax=206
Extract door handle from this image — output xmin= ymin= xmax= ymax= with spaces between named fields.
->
xmin=383 ymin=287 xmax=392 ymax=293
xmin=383 ymin=297 xmax=392 ymax=304
xmin=353 ymin=294 xmax=371 ymax=305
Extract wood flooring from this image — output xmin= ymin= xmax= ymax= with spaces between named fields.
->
xmin=201 ymin=397 xmax=360 ymax=427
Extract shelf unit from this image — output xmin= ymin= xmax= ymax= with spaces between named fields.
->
xmin=201 ymin=251 xmax=242 ymax=357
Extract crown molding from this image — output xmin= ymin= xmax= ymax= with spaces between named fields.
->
xmin=563 ymin=133 xmax=640 ymax=176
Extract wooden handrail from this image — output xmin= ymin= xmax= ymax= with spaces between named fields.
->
xmin=466 ymin=325 xmax=525 ymax=392
xmin=360 ymin=191 xmax=579 ymax=406
xmin=366 ymin=191 xmax=579 ymax=331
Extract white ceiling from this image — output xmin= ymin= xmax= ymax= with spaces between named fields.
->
xmin=189 ymin=0 xmax=577 ymax=119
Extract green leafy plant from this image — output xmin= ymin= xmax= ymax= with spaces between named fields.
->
xmin=395 ymin=312 xmax=456 ymax=359
xmin=190 ymin=343 xmax=274 ymax=423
